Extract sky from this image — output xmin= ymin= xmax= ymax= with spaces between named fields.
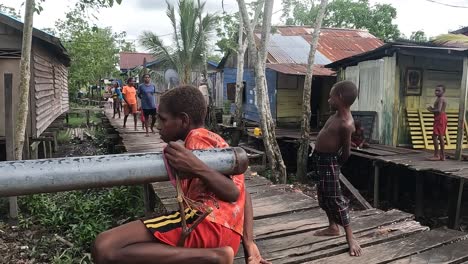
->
xmin=3 ymin=0 xmax=468 ymax=52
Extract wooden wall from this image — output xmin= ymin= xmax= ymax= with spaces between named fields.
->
xmin=396 ymin=54 xmax=463 ymax=145
xmin=32 ymin=49 xmax=68 ymax=137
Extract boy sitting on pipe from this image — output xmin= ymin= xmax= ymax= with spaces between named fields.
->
xmin=92 ymin=85 xmax=269 ymax=264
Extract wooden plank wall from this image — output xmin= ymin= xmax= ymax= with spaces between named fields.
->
xmin=33 ymin=52 xmax=68 ymax=137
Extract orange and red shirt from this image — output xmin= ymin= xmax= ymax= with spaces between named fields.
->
xmin=122 ymin=85 xmax=137 ymax=105
xmin=182 ymin=128 xmax=245 ymax=236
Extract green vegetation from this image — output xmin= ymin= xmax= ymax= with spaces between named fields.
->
xmin=19 ymin=186 xmax=145 ymax=250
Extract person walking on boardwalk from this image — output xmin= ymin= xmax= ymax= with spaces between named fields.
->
xmin=111 ymin=81 xmax=123 ymax=119
xmin=122 ymin=78 xmax=138 ymax=130
xmin=309 ymin=80 xmax=362 ymax=257
xmin=92 ymin=85 xmax=269 ymax=264
xmin=427 ymin=85 xmax=447 ymax=161
xmin=138 ymin=74 xmax=158 ymax=136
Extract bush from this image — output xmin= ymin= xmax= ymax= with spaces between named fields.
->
xmin=19 ymin=186 xmax=145 ymax=250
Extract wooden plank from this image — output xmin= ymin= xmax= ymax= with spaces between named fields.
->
xmin=252 ymin=192 xmax=318 ymax=219
xmin=253 ymin=221 xmax=426 ymax=264
xmin=389 ymin=238 xmax=468 ymax=264
xmin=254 ymin=209 xmax=415 ymax=254
xmin=456 ymin=57 xmax=468 ymax=159
xmin=448 ymin=178 xmax=465 ymax=229
xmin=253 ymin=209 xmax=381 ymax=240
xmin=235 ymin=210 xmax=419 ymax=262
xmin=340 ymin=174 xmax=373 ymax=209
xmin=309 ymin=229 xmax=468 ymax=264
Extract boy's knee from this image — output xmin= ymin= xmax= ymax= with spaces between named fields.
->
xmin=92 ymin=232 xmax=119 ymax=263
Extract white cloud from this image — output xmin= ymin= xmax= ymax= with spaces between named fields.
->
xmin=5 ymin=0 xmax=468 ymax=52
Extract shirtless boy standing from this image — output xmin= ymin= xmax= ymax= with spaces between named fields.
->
xmin=309 ymin=80 xmax=362 ymax=256
xmin=427 ymin=85 xmax=447 ymax=161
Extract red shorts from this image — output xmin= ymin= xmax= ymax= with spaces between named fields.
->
xmin=142 ymin=208 xmax=241 ymax=254
xmin=124 ymin=104 xmax=137 ymax=115
xmin=433 ymin=113 xmax=447 ymax=136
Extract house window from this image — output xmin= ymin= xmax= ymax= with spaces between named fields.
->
xmin=226 ymin=82 xmax=247 ymax=102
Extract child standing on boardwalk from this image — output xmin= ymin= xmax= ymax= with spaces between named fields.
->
xmin=309 ymin=80 xmax=362 ymax=257
xmin=92 ymin=85 xmax=268 ymax=264
xmin=427 ymin=85 xmax=447 ymax=161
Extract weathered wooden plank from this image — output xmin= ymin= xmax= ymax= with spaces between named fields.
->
xmin=253 ymin=209 xmax=381 ymax=240
xmin=253 ymin=192 xmax=317 ymax=219
xmin=247 ymin=209 xmax=415 ymax=257
xmin=340 ymin=174 xmax=373 ymax=209
xmin=389 ymin=238 xmax=468 ymax=264
xmin=34 ymin=62 xmax=53 ymax=73
xmin=257 ymin=220 xmax=427 ymax=264
xmin=308 ymin=229 xmax=468 ymax=264
xmin=35 ymin=90 xmax=55 ymax=99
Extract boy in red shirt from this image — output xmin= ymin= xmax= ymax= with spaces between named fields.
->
xmin=92 ymin=85 xmax=268 ymax=264
xmin=427 ymin=85 xmax=447 ymax=161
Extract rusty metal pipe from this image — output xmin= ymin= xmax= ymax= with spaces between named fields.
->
xmin=0 ymin=147 xmax=248 ymax=197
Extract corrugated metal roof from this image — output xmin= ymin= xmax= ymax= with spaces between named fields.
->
xmin=266 ymin=27 xmax=384 ymax=63
xmin=303 ymin=28 xmax=384 ymax=62
xmin=266 ymin=63 xmax=335 ymax=76
xmin=119 ymin=52 xmax=156 ymax=70
xmin=268 ymin=34 xmax=332 ymax=64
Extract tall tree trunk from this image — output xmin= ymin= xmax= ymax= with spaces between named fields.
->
xmin=233 ymin=13 xmax=245 ymax=128
xmin=233 ymin=0 xmax=263 ymax=127
xmin=197 ymin=0 xmax=217 ymax=131
xmin=296 ymin=0 xmax=328 ymax=182
xmin=10 ymin=0 xmax=34 ymax=219
xmin=232 ymin=1 xmax=263 ymax=146
xmin=238 ymin=0 xmax=287 ymax=183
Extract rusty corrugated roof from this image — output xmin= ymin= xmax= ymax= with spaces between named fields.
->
xmin=119 ymin=52 xmax=156 ymax=70
xmin=260 ymin=26 xmax=384 ymax=64
xmin=304 ymin=28 xmax=384 ymax=62
xmin=266 ymin=63 xmax=335 ymax=76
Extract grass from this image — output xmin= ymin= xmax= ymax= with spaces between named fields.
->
xmin=18 ymin=186 xmax=145 ymax=262
xmin=57 ymin=130 xmax=71 ymax=144
xmin=66 ymin=114 xmax=101 ymax=128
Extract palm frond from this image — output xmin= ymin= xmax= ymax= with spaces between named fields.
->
xmin=166 ymin=1 xmax=182 ymax=52
xmin=139 ymin=31 xmax=176 ymax=68
xmin=433 ymin=34 xmax=468 ymax=48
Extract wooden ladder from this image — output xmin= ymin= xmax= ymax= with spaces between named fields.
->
xmin=406 ymin=109 xmax=468 ymax=150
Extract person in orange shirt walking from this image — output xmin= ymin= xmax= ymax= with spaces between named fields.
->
xmin=122 ymin=78 xmax=138 ymax=130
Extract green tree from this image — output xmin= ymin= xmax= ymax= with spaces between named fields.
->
xmin=281 ymin=0 xmax=400 ymax=40
xmin=409 ymin=30 xmax=428 ymax=42
xmin=55 ymin=9 xmax=127 ymax=96
xmin=139 ymin=0 xmax=216 ymax=84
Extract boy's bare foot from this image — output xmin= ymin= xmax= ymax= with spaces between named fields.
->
xmin=348 ymin=238 xmax=362 ymax=256
xmin=427 ymin=156 xmax=440 ymax=161
xmin=145 ymin=133 xmax=150 ymax=137
xmin=440 ymin=156 xmax=446 ymax=161
xmin=213 ymin=247 xmax=234 ymax=264
xmin=246 ymin=242 xmax=271 ymax=264
xmin=314 ymin=226 xmax=340 ymax=236
xmin=123 ymin=125 xmax=126 ymax=128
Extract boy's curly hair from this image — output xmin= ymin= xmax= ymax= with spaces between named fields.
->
xmin=160 ymin=85 xmax=207 ymax=126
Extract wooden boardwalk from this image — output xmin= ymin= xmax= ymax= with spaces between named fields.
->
xmin=351 ymin=144 xmax=467 ymax=229
xmin=105 ymin=109 xmax=468 ymax=263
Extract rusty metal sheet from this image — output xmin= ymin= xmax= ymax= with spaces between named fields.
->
xmin=266 ymin=63 xmax=335 ymax=76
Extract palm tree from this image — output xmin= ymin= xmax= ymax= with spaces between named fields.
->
xmin=139 ymin=0 xmax=216 ymax=84
xmin=433 ymin=34 xmax=468 ymax=48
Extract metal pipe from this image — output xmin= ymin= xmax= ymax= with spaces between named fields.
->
xmin=0 ymin=147 xmax=248 ymax=197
